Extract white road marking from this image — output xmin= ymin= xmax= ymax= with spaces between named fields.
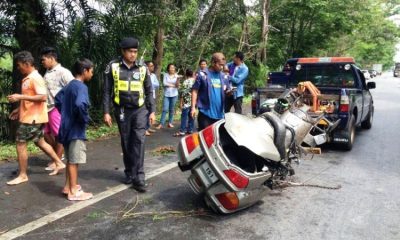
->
xmin=0 ymin=162 xmax=178 ymax=240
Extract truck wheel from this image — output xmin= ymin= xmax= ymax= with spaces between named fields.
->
xmin=341 ymin=115 xmax=355 ymax=151
xmin=361 ymin=106 xmax=373 ymax=129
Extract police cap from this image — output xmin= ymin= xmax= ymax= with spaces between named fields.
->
xmin=119 ymin=37 xmax=139 ymax=49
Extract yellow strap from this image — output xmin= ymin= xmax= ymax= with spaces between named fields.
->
xmin=111 ymin=63 xmax=120 ymax=105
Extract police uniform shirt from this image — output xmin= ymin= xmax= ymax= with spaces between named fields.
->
xmin=103 ymin=59 xmax=155 ymax=114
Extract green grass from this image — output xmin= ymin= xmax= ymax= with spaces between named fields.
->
xmin=0 ymin=124 xmax=119 ymax=161
xmin=86 ymin=124 xmax=119 ymax=140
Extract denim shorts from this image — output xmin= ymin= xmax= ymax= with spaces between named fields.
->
xmin=65 ymin=140 xmax=87 ymax=164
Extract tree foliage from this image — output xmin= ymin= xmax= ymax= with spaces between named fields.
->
xmin=0 ymin=0 xmax=399 ymax=103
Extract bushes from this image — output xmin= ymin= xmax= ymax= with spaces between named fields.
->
xmin=245 ymin=62 xmax=269 ymax=94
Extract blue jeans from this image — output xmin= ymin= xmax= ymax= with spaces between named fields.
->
xmin=180 ymin=107 xmax=194 ymax=133
xmin=159 ymin=96 xmax=178 ymax=126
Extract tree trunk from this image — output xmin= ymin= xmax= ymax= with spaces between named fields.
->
xmin=152 ymin=0 xmax=169 ymax=81
xmin=259 ymin=0 xmax=271 ymax=64
xmin=238 ymin=0 xmax=248 ymax=52
xmin=152 ymin=18 xmax=165 ymax=81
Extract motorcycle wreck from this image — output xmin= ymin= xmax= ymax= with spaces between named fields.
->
xmin=177 ymin=82 xmax=339 ymax=214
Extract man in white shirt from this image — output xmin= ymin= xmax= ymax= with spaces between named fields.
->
xmin=40 ymin=47 xmax=74 ymax=172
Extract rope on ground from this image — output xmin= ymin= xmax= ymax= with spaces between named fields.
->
xmin=116 ymin=195 xmax=213 ymax=222
xmin=278 ymin=164 xmax=341 ymax=190
xmin=277 ymin=180 xmax=341 ymax=190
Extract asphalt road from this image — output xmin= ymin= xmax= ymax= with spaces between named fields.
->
xmin=1 ymin=72 xmax=400 ymax=240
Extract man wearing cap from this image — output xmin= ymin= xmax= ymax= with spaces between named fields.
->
xmin=103 ymin=37 xmax=155 ymax=192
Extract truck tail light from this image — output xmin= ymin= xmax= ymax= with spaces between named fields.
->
xmin=251 ymin=99 xmax=257 ymax=108
xmin=340 ymin=89 xmax=350 ymax=112
xmin=185 ymin=133 xmax=200 ymax=154
xmin=202 ymin=125 xmax=215 ymax=148
xmin=223 ymin=169 xmax=249 ymax=189
xmin=215 ymin=192 xmax=239 ymax=210
xmin=339 ymin=104 xmax=349 ymax=112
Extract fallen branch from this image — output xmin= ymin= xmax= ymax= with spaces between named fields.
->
xmin=116 ymin=196 xmax=213 ymax=222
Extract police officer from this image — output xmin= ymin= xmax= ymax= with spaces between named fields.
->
xmin=103 ymin=37 xmax=155 ymax=192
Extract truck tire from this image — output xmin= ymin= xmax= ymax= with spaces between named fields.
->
xmin=340 ymin=115 xmax=355 ymax=151
xmin=361 ymin=106 xmax=373 ymax=129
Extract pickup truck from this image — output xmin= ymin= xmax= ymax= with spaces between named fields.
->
xmin=252 ymin=57 xmax=376 ymax=150
xmin=394 ymin=62 xmax=400 ymax=77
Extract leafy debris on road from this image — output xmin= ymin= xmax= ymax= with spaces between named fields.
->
xmin=151 ymin=145 xmax=176 ymax=156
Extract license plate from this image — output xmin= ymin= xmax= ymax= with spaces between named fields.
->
xmin=200 ymin=162 xmax=218 ymax=186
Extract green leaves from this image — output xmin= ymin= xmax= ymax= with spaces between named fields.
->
xmin=0 ymin=0 xmax=398 ymax=113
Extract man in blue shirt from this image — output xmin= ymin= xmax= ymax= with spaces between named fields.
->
xmin=55 ymin=58 xmax=94 ymax=201
xmin=225 ymin=51 xmax=249 ymax=114
xmin=191 ymin=52 xmax=230 ymax=130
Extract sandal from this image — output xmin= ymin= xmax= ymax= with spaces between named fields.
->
xmin=145 ymin=130 xmax=151 ymax=136
xmin=173 ymin=132 xmax=186 ymax=137
xmin=155 ymin=124 xmax=163 ymax=129
xmin=68 ymin=189 xmax=93 ymax=201
xmin=168 ymin=123 xmax=174 ymax=128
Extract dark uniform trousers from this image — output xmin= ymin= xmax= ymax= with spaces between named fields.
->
xmin=114 ymin=105 xmax=148 ymax=182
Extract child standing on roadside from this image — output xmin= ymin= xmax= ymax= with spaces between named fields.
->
xmin=174 ymin=69 xmax=195 ymax=136
xmin=55 ymin=58 xmax=94 ymax=201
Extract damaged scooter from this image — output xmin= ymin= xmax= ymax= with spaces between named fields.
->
xmin=177 ymin=84 xmax=338 ymax=214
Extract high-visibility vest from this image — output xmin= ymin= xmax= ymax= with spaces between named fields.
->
xmin=111 ymin=63 xmax=146 ymax=106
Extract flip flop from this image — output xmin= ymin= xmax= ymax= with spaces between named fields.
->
xmin=68 ymin=189 xmax=93 ymax=201
xmin=49 ymin=165 xmax=66 ymax=176
xmin=62 ymin=185 xmax=82 ymax=195
xmin=173 ymin=132 xmax=186 ymax=137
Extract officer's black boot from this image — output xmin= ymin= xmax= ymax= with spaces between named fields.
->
xmin=132 ymin=180 xmax=148 ymax=193
xmin=123 ymin=175 xmax=133 ymax=184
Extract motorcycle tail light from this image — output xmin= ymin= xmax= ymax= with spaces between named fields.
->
xmin=185 ymin=133 xmax=200 ymax=154
xmin=202 ymin=125 xmax=215 ymax=148
xmin=223 ymin=169 xmax=249 ymax=189
xmin=215 ymin=192 xmax=239 ymax=210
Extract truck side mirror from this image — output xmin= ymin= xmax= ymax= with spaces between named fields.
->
xmin=367 ymin=82 xmax=376 ymax=89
